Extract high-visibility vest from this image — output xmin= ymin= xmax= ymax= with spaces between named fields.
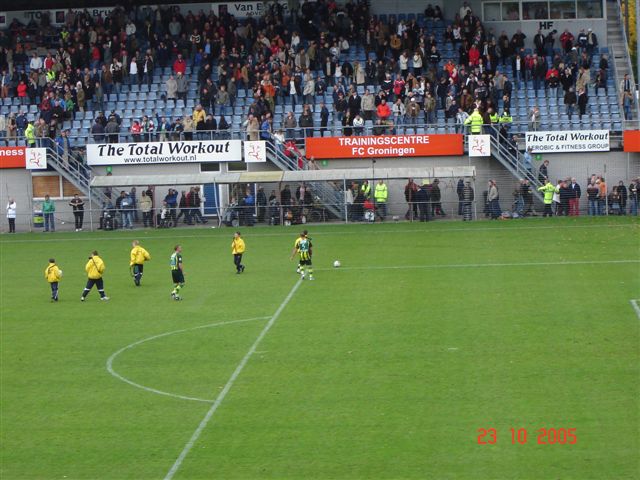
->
xmin=374 ymin=183 xmax=388 ymax=202
xmin=465 ymin=111 xmax=484 ymax=134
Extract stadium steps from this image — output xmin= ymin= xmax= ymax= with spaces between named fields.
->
xmin=483 ymin=126 xmax=544 ymax=204
xmin=265 ymin=140 xmax=344 ymax=220
xmin=606 ymin=0 xmax=639 ymax=121
xmin=44 ymin=144 xmax=110 ymax=211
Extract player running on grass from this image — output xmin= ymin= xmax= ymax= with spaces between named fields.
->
xmin=290 ymin=230 xmax=314 ymax=280
xmin=170 ymin=245 xmax=185 ymax=300
xmin=130 ymin=240 xmax=151 ymax=286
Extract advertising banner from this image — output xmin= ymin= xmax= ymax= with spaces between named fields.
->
xmin=468 ymin=135 xmax=491 ymax=157
xmin=623 ymin=130 xmax=640 ymax=152
xmin=0 ymin=146 xmax=26 ymax=169
xmin=87 ymin=140 xmax=242 ymax=165
xmin=215 ymin=1 xmax=288 ymax=18
xmin=244 ymin=141 xmax=267 ymax=162
xmin=305 ymin=134 xmax=464 ymax=159
xmin=525 ymin=130 xmax=610 ymax=153
xmin=25 ymin=148 xmax=47 ymax=169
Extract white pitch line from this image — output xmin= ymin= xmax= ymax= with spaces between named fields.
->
xmin=321 ymin=259 xmax=640 ymax=271
xmin=106 ymin=316 xmax=270 ymax=403
xmin=0 ymin=222 xmax=636 ymax=244
xmin=630 ymin=300 xmax=640 ymax=319
xmin=163 ymin=278 xmax=303 ymax=480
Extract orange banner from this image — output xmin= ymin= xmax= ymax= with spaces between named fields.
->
xmin=0 ymin=146 xmax=26 ymax=168
xmin=305 ymin=134 xmax=464 ymax=159
xmin=623 ymin=130 xmax=640 ymax=152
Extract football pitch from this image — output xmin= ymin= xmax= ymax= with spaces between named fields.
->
xmin=1 ymin=217 xmax=639 ymax=479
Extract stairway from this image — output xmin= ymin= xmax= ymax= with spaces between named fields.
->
xmin=606 ymin=0 xmax=639 ymax=121
xmin=484 ymin=128 xmax=545 ymax=203
xmin=265 ymin=140 xmax=345 ymax=220
xmin=42 ymin=141 xmax=109 ymax=208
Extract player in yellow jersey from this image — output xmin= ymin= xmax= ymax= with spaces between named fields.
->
xmin=290 ymin=230 xmax=313 ymax=280
xmin=130 ymin=240 xmax=151 ymax=286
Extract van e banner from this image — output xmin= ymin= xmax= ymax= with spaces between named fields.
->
xmin=305 ymin=134 xmax=464 ymax=159
xmin=87 ymin=140 xmax=242 ymax=165
xmin=525 ymin=130 xmax=610 ymax=153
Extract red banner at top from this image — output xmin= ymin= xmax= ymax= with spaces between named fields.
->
xmin=305 ymin=134 xmax=464 ymax=159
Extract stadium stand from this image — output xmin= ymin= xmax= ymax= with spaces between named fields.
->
xmin=0 ymin=1 xmax=629 ymax=151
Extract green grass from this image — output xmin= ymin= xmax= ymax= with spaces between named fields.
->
xmin=1 ymin=217 xmax=639 ymax=479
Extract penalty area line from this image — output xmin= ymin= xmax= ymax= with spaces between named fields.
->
xmin=163 ymin=277 xmax=303 ymax=480
xmin=630 ymin=300 xmax=640 ymax=320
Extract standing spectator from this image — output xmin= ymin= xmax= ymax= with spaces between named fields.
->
xmin=140 ymin=191 xmax=152 ymax=227
xmin=362 ymin=89 xmax=376 ymax=121
xmin=523 ymin=146 xmax=533 ymax=173
xmin=622 ymin=90 xmax=634 ymax=120
xmin=627 ymin=178 xmax=638 ymax=215
xmin=586 ymin=181 xmax=599 ymax=215
xmin=564 ymin=87 xmax=577 ymax=120
xmin=558 ymin=179 xmax=571 ymax=216
xmin=6 ymin=197 xmax=16 ymax=233
xmin=617 ymin=181 xmax=627 ymax=215
xmin=374 ymin=179 xmax=388 ymax=221
xmin=173 ymin=54 xmax=187 ymax=75
xmin=487 ymin=180 xmax=501 ymax=219
xmin=536 ymin=179 xmax=556 ymax=217
xmin=456 ymin=178 xmax=465 ymax=215
xmin=69 ymin=194 xmax=85 ymax=231
xmin=245 ymin=114 xmax=259 ymax=141
xmin=42 ymin=194 xmax=56 ymax=232
xmin=577 ymin=88 xmax=588 ymax=119
xmin=528 ymin=106 xmax=540 ymax=130
xmin=166 ymin=75 xmax=177 ymax=105
xmin=299 ymin=106 xmax=314 ymax=138
xmin=320 ymin=102 xmax=330 ymax=137
xmin=430 ymin=178 xmax=446 ymax=217
xmin=176 ymin=72 xmax=188 ymax=102
xmin=538 ymin=159 xmax=549 ymax=184
xmin=569 ymin=178 xmax=581 ymax=216
xmin=597 ymin=177 xmax=607 ymax=215
xmin=404 ymin=178 xmax=418 ymax=220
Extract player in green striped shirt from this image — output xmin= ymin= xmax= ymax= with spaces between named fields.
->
xmin=170 ymin=245 xmax=185 ymax=300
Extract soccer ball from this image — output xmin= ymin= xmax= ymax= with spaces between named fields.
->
xmin=333 ymin=260 xmax=341 ymax=268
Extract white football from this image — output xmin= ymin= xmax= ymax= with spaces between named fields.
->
xmin=333 ymin=260 xmax=341 ymax=268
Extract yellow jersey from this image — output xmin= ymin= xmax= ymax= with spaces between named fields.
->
xmin=130 ymin=245 xmax=151 ymax=266
xmin=44 ymin=262 xmax=62 ymax=283
xmin=85 ymin=255 xmax=105 ymax=279
xmin=231 ymin=237 xmax=246 ymax=254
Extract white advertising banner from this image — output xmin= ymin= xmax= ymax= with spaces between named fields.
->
xmin=214 ymin=1 xmax=288 ymax=18
xmin=243 ymin=141 xmax=267 ymax=163
xmin=25 ymin=148 xmax=47 ymax=169
xmin=87 ymin=140 xmax=242 ymax=166
xmin=468 ymin=135 xmax=491 ymax=157
xmin=525 ymin=130 xmax=610 ymax=153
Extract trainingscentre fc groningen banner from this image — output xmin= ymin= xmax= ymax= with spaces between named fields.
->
xmin=525 ymin=130 xmax=610 ymax=153
xmin=86 ymin=140 xmax=242 ymax=165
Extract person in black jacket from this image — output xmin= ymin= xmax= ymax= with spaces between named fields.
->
xmin=558 ymin=179 xmax=571 ymax=216
xmin=617 ymin=181 xmax=627 ymax=215
xmin=256 ymin=187 xmax=267 ymax=223
xmin=415 ymin=182 xmax=430 ymax=222
xmin=456 ymin=178 xmax=464 ymax=215
xmin=538 ymin=159 xmax=549 ymax=184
